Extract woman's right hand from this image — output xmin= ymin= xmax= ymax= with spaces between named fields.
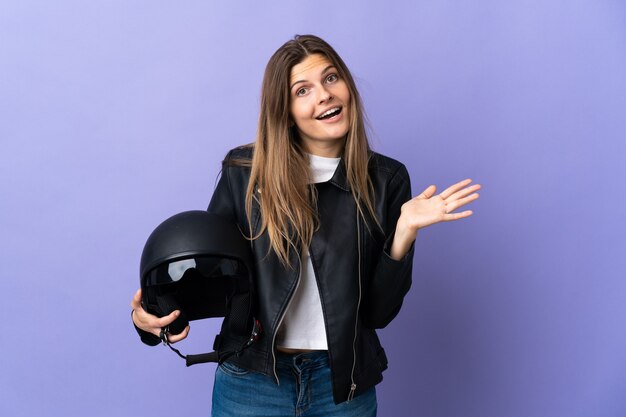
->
xmin=131 ymin=288 xmax=190 ymax=343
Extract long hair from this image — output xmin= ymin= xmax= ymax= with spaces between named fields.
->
xmin=245 ymin=34 xmax=377 ymax=267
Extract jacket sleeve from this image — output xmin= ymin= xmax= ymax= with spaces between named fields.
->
xmin=361 ymin=164 xmax=414 ymax=329
xmin=207 ymin=151 xmax=238 ymax=222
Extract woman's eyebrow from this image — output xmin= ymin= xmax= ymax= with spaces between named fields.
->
xmin=320 ymin=65 xmax=336 ymax=75
xmin=290 ymin=65 xmax=337 ymax=90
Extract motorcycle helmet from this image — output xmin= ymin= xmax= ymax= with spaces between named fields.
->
xmin=140 ymin=210 xmax=261 ymax=366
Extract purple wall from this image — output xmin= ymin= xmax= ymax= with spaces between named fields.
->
xmin=1 ymin=1 xmax=625 ymax=416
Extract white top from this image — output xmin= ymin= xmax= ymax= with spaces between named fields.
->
xmin=275 ymin=153 xmax=341 ymax=350
xmin=308 ymin=152 xmax=341 ymax=183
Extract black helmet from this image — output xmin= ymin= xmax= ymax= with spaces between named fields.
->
xmin=140 ymin=210 xmax=261 ymax=366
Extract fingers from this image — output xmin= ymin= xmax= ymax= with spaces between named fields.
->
xmin=157 ymin=310 xmax=181 ymax=328
xmin=130 ymin=288 xmax=142 ymax=310
xmin=403 ymin=179 xmax=480 ymax=230
xmin=443 ymin=210 xmax=474 ymax=221
xmin=130 ymin=289 xmax=155 ymax=324
xmin=448 ymin=183 xmax=481 ymax=202
xmin=138 ymin=308 xmax=181 ymax=329
xmin=439 ymin=179 xmax=475 ymax=200
xmin=444 ymin=191 xmax=480 ymax=214
xmin=436 ymin=179 xmax=481 ymax=221
xmin=167 ymin=325 xmax=190 ymax=343
xmin=417 ymin=184 xmax=437 ymax=199
xmin=131 ymin=288 xmax=183 ymax=336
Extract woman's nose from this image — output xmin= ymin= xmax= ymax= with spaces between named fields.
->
xmin=318 ymin=86 xmax=333 ymax=103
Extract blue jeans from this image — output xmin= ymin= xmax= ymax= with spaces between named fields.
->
xmin=211 ymin=350 xmax=377 ymax=417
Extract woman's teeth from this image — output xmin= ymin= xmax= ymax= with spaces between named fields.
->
xmin=317 ymin=107 xmax=341 ymax=119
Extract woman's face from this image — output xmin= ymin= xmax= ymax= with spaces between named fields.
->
xmin=289 ymin=54 xmax=351 ymax=157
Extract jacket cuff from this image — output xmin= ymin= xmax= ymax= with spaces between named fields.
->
xmin=382 ymin=231 xmax=415 ymax=264
xmin=379 ymin=233 xmax=414 ymax=296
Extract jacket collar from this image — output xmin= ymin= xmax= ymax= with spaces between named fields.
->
xmin=328 ymin=157 xmax=351 ymax=192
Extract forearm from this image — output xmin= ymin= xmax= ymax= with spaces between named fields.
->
xmin=389 ymin=215 xmax=418 ymax=261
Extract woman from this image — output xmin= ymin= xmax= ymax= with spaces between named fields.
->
xmin=131 ymin=34 xmax=480 ymax=416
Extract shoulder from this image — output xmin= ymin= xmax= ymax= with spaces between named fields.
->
xmin=223 ymin=143 xmax=254 ymax=165
xmin=368 ymin=151 xmax=409 ymax=182
xmin=211 ymin=145 xmax=253 ymax=209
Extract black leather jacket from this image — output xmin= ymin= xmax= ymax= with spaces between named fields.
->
xmin=207 ymin=146 xmax=414 ymax=404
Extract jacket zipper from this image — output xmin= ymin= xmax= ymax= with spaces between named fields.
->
xmin=270 ymin=244 xmax=302 ymax=384
xmin=347 ymin=207 xmax=363 ymax=402
xmin=254 ymin=186 xmax=300 ymax=385
xmin=268 ymin=211 xmax=363 ymax=398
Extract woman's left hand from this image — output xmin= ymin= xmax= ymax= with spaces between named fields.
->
xmin=390 ymin=179 xmax=481 ymax=260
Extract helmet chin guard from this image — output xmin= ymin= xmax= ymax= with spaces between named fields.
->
xmin=140 ymin=211 xmax=261 ymax=365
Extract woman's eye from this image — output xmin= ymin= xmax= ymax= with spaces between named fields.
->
xmin=296 ymin=87 xmax=308 ymax=96
xmin=326 ymin=73 xmax=339 ymax=83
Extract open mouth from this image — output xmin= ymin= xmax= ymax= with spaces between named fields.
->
xmin=316 ymin=107 xmax=342 ymax=120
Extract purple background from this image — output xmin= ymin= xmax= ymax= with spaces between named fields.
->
xmin=2 ymin=1 xmax=625 ymax=416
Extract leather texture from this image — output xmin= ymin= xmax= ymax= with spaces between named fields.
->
xmin=208 ymin=145 xmax=414 ymax=404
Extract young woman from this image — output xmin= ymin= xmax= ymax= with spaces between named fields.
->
xmin=131 ymin=34 xmax=481 ymax=416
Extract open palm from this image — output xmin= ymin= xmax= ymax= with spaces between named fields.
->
xmin=401 ymin=178 xmax=481 ymax=231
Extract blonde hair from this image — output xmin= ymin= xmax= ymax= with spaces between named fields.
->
xmin=245 ymin=34 xmax=378 ymax=267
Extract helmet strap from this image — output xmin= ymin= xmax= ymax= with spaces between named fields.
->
xmin=159 ymin=326 xmax=187 ymax=360
xmin=158 ymin=318 xmax=263 ymax=367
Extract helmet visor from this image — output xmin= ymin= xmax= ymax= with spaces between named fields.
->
xmin=142 ymin=255 xmax=250 ymax=321
xmin=145 ymin=256 xmax=247 ymax=286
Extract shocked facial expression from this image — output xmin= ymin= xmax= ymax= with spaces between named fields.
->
xmin=289 ymin=54 xmax=351 ymax=157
